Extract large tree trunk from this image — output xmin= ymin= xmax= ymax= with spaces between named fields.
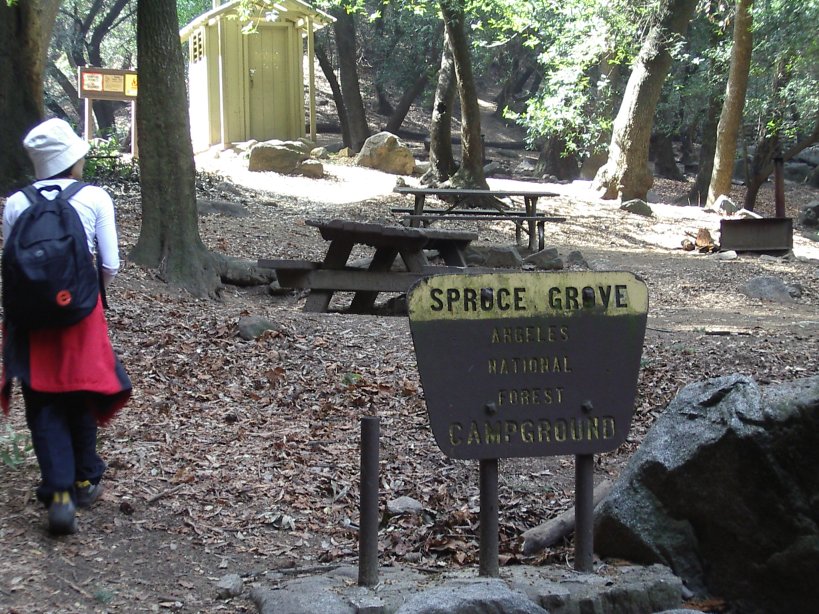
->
xmin=706 ymin=0 xmax=754 ymax=206
xmin=592 ymin=0 xmax=698 ymax=201
xmin=439 ymin=0 xmax=488 ymax=190
xmin=132 ymin=0 xmax=221 ymax=297
xmin=0 ymin=0 xmax=60 ymax=194
xmin=315 ymin=41 xmax=351 ymax=147
xmin=331 ymin=8 xmax=370 ymax=152
xmin=422 ymin=33 xmax=458 ymax=185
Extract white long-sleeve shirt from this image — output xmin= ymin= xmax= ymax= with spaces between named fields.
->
xmin=3 ymin=179 xmax=121 ymax=277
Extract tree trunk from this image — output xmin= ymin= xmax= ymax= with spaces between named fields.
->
xmin=331 ymin=8 xmax=370 ymax=152
xmin=48 ymin=60 xmax=82 ymax=117
xmin=592 ymin=0 xmax=699 ymax=201
xmin=0 ymin=0 xmax=60 ymax=194
xmin=688 ymin=95 xmax=721 ymax=205
xmin=422 ymin=33 xmax=458 ymax=185
xmin=493 ymin=40 xmax=536 ymax=118
xmin=315 ymin=41 xmax=351 ymax=147
xmin=385 ymin=72 xmax=429 ymax=134
xmin=132 ymin=0 xmax=221 ymax=298
xmin=535 ymin=136 xmax=580 ymax=181
xmin=652 ymin=132 xmax=684 ymax=180
xmin=439 ymin=0 xmax=488 ymax=190
xmin=385 ymin=24 xmax=442 ymax=134
xmin=706 ymin=0 xmax=754 ymax=207
xmin=580 ymin=55 xmax=621 ymax=180
xmin=744 ymin=115 xmax=819 ymax=210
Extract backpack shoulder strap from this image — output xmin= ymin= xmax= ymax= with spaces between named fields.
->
xmin=57 ymin=181 xmax=89 ymax=201
xmin=20 ymin=181 xmax=88 ymax=206
xmin=20 ymin=185 xmax=42 ymax=204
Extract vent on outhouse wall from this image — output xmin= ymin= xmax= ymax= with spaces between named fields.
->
xmin=191 ymin=30 xmax=205 ymax=63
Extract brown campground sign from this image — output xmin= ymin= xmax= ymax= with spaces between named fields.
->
xmin=407 ymin=272 xmax=648 ymax=460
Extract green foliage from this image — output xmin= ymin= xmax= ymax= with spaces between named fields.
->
xmin=178 ymin=0 xmax=212 ymax=26
xmin=342 ymin=372 xmax=364 ymax=386
xmin=509 ymin=0 xmax=645 ymax=157
xmin=84 ymin=137 xmax=139 ymax=183
xmin=744 ymin=0 xmax=819 ymax=143
xmin=0 ymin=423 xmax=32 ymax=469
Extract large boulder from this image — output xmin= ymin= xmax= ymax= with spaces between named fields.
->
xmin=799 ymin=200 xmax=819 ymax=227
xmin=248 ymin=140 xmax=309 ymax=173
xmin=354 ymin=131 xmax=416 ymax=175
xmin=594 ymin=374 xmax=819 ymax=613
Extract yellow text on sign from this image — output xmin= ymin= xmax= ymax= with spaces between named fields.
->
xmin=409 ymin=272 xmax=648 ymax=321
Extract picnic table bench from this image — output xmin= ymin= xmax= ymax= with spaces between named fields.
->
xmin=258 ymin=219 xmax=476 ymax=314
xmin=392 ymin=186 xmax=564 ymax=251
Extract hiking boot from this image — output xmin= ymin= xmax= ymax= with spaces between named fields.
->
xmin=48 ymin=491 xmax=77 ymax=535
xmin=75 ymin=480 xmax=103 ymax=508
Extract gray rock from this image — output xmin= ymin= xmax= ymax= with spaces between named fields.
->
xmin=594 ymin=375 xmax=819 ymax=612
xmin=387 ymin=496 xmax=424 ymax=516
xmin=739 ymin=275 xmax=796 ymax=302
xmin=798 ymin=200 xmax=819 ymax=227
xmin=250 ymin=584 xmax=355 ymax=614
xmin=808 ymin=165 xmax=819 ymax=188
xmin=483 ymin=161 xmax=504 ymax=177
xmin=249 ymin=141 xmax=309 ymax=173
xmin=238 ymin=315 xmax=281 ymax=341
xmin=396 ymin=579 xmax=547 ymax=614
xmin=523 ymin=247 xmax=564 ymax=270
xmin=465 ymin=245 xmax=524 ymax=268
xmin=620 ymin=199 xmax=653 ymax=217
xmin=710 ymin=250 xmax=737 ymax=261
xmin=297 ymin=159 xmax=324 ymax=178
xmin=355 ymin=132 xmax=416 ymax=175
xmin=197 ymin=198 xmax=249 ymax=217
xmin=794 ymin=144 xmax=819 ymax=166
xmin=705 ymin=195 xmax=739 ymax=216
xmin=734 ymin=208 xmax=762 ymax=219
xmin=310 ymin=146 xmax=330 ymax=159
xmin=247 ymin=563 xmax=683 ymax=614
xmin=783 ymin=161 xmax=814 ymax=183
xmin=565 ymin=251 xmax=590 ymax=270
xmin=216 ymin=573 xmax=243 ymax=599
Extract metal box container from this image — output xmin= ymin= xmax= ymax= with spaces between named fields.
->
xmin=719 ymin=218 xmax=793 ymax=253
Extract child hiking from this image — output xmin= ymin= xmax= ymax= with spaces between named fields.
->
xmin=2 ymin=118 xmax=131 ymax=535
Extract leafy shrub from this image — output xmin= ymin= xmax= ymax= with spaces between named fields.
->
xmin=84 ymin=137 xmax=139 ymax=182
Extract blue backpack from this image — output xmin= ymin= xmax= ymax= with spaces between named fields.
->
xmin=2 ymin=182 xmax=100 ymax=329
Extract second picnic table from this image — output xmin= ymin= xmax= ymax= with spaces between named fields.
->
xmin=393 ymin=185 xmax=564 ymax=251
xmin=258 ymin=219 xmax=476 ymax=314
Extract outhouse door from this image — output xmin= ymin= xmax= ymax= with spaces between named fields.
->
xmin=244 ymin=26 xmax=291 ymax=141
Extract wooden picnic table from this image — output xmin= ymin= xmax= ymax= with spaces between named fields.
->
xmin=393 ymin=186 xmax=562 ymax=251
xmin=258 ymin=219 xmax=476 ymax=314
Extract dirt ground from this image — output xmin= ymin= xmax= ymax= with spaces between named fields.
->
xmin=1 ymin=112 xmax=818 ymax=613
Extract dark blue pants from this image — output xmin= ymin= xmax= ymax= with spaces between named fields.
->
xmin=23 ymin=386 xmax=106 ymax=506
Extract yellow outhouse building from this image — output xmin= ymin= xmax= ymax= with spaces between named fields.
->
xmin=179 ymin=0 xmax=332 ymax=153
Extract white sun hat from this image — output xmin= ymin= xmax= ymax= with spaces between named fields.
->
xmin=23 ymin=118 xmax=90 ymax=180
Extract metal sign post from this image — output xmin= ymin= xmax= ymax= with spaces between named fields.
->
xmin=407 ymin=271 xmax=648 ymax=574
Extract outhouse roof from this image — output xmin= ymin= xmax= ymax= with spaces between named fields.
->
xmin=180 ymin=0 xmax=333 ymax=42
